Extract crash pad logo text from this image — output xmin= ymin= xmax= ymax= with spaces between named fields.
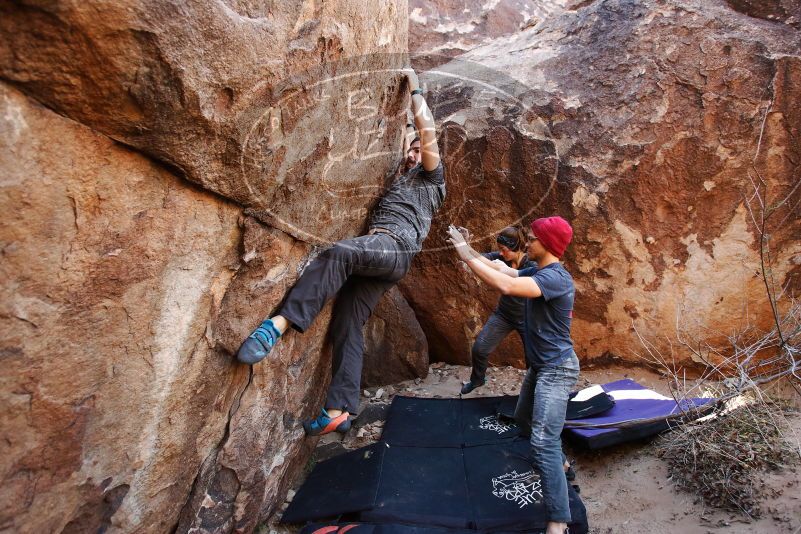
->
xmin=479 ymin=415 xmax=517 ymax=434
xmin=491 ymin=470 xmax=543 ymax=509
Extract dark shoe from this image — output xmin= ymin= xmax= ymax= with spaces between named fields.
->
xmin=460 ymin=379 xmax=485 ymax=395
xmin=303 ymin=409 xmax=352 ymax=436
xmin=565 ymin=465 xmax=576 ymax=482
xmin=497 ymin=411 xmax=516 ymax=424
xmin=237 ymin=318 xmax=281 ymax=364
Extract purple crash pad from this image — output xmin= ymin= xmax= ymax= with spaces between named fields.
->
xmin=563 ymin=379 xmax=715 ymax=449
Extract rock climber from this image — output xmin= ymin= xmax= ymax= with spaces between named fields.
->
xmin=237 ymin=68 xmax=445 ymax=437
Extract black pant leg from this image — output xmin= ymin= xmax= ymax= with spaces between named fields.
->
xmin=280 ymin=235 xmax=400 ymax=332
xmin=325 ymin=276 xmax=395 ymax=413
xmin=469 ymin=313 xmax=516 ymax=384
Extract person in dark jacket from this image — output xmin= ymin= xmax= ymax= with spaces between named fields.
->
xmin=460 ymin=225 xmax=534 ymax=394
xmin=236 ymin=69 xmax=445 ymax=437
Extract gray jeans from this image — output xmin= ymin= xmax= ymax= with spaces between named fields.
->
xmin=469 ymin=312 xmax=525 ymax=384
xmin=280 ymin=234 xmax=412 ymax=413
xmin=514 ymin=352 xmax=580 ymax=523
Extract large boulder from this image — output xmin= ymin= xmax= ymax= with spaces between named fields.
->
xmin=401 ymin=0 xmax=800 ymax=368
xmin=0 ymin=0 xmax=408 ymax=242
xmin=408 ymin=0 xmax=568 ymax=70
xmin=0 ymin=83 xmax=242 ymax=533
xmin=362 ymin=286 xmax=429 ymax=388
xmin=0 ymin=1 xmax=413 ymax=532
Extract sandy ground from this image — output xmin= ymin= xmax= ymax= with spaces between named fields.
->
xmin=264 ymin=364 xmax=801 ymax=534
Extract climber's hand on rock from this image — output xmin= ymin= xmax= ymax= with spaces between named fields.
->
xmin=456 ymin=226 xmax=471 ymax=242
xmin=404 ymin=68 xmax=420 ymax=93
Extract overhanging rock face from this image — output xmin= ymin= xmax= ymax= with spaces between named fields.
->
xmin=408 ymin=0 xmax=570 ymax=70
xmin=0 ymin=82 xmax=242 ymax=533
xmin=0 ymin=2 xmax=426 ymax=533
xmin=0 ymin=1 xmax=409 ymax=240
xmin=401 ymin=0 xmax=800 ymax=367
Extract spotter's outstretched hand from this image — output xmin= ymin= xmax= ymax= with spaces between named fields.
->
xmin=446 ymin=224 xmax=468 ymax=249
xmin=456 ymin=226 xmax=471 ymax=242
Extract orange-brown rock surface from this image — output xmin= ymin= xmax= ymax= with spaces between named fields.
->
xmin=409 ymin=0 xmax=568 ymax=69
xmin=725 ymin=0 xmax=800 ymax=30
xmin=0 ymin=0 xmax=408 ymax=242
xmin=362 ymin=287 xmax=429 ymax=388
xmin=401 ymin=0 xmax=800 ymax=368
xmin=0 ymin=82 xmax=242 ymax=533
xmin=0 ymin=2 xmax=424 ymax=533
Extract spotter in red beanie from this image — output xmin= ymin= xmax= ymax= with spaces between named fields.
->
xmin=530 ymin=216 xmax=573 ymax=258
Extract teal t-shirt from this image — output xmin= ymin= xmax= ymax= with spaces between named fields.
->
xmin=517 ymin=262 xmax=575 ymax=367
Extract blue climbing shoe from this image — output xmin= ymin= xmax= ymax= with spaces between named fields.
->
xmin=460 ymin=378 xmax=486 ymax=395
xmin=303 ymin=409 xmax=352 ymax=436
xmin=237 ymin=318 xmax=281 ymax=364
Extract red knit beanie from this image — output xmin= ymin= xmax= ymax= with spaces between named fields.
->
xmin=530 ymin=216 xmax=573 ymax=258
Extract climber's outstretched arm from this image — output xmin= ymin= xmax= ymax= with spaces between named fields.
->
xmin=406 ymin=69 xmax=440 ymax=172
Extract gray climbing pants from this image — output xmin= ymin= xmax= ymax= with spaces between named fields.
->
xmin=280 ymin=233 xmax=412 ymax=413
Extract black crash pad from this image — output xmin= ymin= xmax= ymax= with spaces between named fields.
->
xmin=381 ymin=396 xmax=521 ymax=448
xmin=285 ymin=439 xmax=587 ymax=532
xmin=299 ymin=523 xmax=536 ymax=534
xmin=463 ymin=440 xmax=587 ymax=531
xmin=382 ymin=393 xmax=615 ymax=448
xmin=283 ymin=394 xmax=590 ymax=533
xmin=298 ymin=522 xmax=579 ymax=534
xmin=282 ymin=443 xmax=386 ymax=524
